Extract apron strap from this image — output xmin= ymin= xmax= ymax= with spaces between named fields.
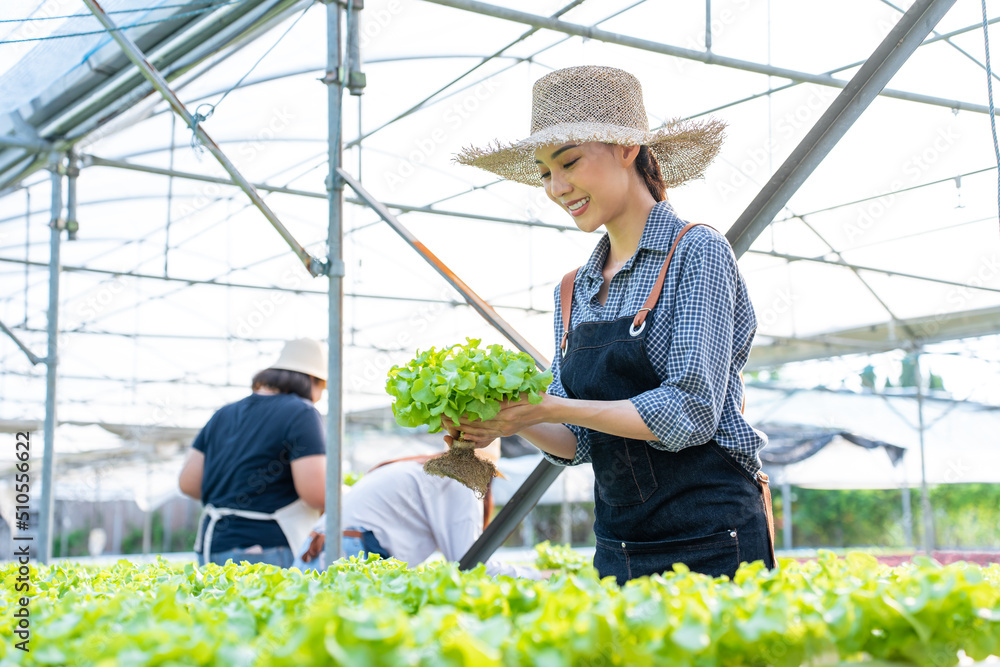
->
xmin=757 ymin=472 xmax=778 ymax=568
xmin=633 ymin=222 xmax=715 ymax=330
xmin=194 ymin=503 xmax=281 ymax=564
xmin=561 ymin=223 xmax=716 ymax=345
xmin=630 ymin=222 xmax=750 ymax=414
xmin=558 ymin=222 xmax=748 ymax=409
xmin=559 ymin=267 xmax=580 ymax=353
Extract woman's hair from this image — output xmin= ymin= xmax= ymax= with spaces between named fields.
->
xmin=634 ymin=145 xmax=667 ymax=202
xmin=252 ymin=368 xmax=314 ymax=400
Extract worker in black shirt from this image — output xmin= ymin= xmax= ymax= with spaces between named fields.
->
xmin=179 ymin=338 xmax=327 ymax=567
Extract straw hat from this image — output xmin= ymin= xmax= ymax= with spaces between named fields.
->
xmin=268 ymin=338 xmax=328 ymax=381
xmin=455 ymin=65 xmax=726 ymax=188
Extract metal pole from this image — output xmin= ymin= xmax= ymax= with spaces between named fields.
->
xmin=82 ymin=154 xmax=579 ymax=232
xmin=727 ymin=0 xmax=959 ymax=257
xmin=165 ymin=114 xmax=176 ymax=277
xmin=0 ymin=136 xmax=53 ymax=152
xmin=560 ymin=473 xmax=571 ymax=545
xmin=323 ymin=0 xmax=345 ymax=565
xmin=0 ymin=320 xmax=45 ymax=366
xmin=346 ymin=0 xmax=365 ymax=97
xmin=65 ymin=152 xmax=79 ymax=241
xmin=781 ymin=480 xmax=792 ymax=550
xmin=142 ymin=465 xmax=153 ymax=554
xmin=913 ymin=351 xmax=935 ymax=554
xmin=421 ymin=0 xmax=985 ymax=114
xmin=142 ymin=509 xmax=152 ymax=555
xmin=705 ymin=0 xmax=712 ymax=52
xmin=38 ymin=155 xmax=63 ymax=565
xmin=901 ymin=483 xmax=914 ymax=548
xmin=81 ymin=0 xmax=325 ymax=276
xmin=459 ymin=461 xmax=561 ymax=569
xmin=751 ymin=250 xmax=1000 ymax=295
xmin=23 ymin=189 xmax=29 ymax=323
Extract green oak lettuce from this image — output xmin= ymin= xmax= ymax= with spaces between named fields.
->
xmin=386 ymin=338 xmax=553 ymax=432
xmin=0 ymin=553 xmax=997 ymax=666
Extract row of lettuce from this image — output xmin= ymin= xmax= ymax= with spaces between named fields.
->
xmin=1 ymin=549 xmax=998 ymax=666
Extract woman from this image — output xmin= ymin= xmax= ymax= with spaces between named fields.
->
xmin=293 ymin=440 xmax=543 ymax=579
xmin=450 ymin=65 xmax=775 ymax=584
xmin=178 ymin=338 xmax=328 ymax=568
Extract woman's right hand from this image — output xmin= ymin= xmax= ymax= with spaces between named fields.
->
xmin=442 ymin=427 xmax=495 ymax=449
xmin=441 ymin=395 xmax=579 ymax=461
xmin=443 ymin=420 xmax=499 ymax=448
xmin=452 ymin=394 xmax=553 ymax=443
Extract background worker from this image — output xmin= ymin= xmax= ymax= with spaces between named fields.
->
xmin=294 ymin=440 xmax=543 ymax=579
xmin=178 ymin=338 xmax=328 ymax=568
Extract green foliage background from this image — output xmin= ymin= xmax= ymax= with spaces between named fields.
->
xmin=774 ymin=483 xmax=1000 ymax=549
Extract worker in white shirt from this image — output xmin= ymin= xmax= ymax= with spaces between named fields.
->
xmin=293 ymin=440 xmax=543 ymax=579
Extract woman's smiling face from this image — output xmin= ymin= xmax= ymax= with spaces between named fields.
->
xmin=534 ymin=142 xmax=635 ymax=232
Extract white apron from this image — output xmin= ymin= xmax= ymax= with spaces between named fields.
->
xmin=194 ymin=498 xmax=321 ymax=564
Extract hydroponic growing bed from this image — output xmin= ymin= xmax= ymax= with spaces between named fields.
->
xmin=1 ymin=550 xmax=998 ymax=666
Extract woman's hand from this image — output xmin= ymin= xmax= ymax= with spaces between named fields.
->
xmin=449 ymin=393 xmax=555 ymax=444
xmin=441 ymin=393 xmax=578 ymax=461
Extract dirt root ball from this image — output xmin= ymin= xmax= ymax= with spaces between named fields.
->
xmin=423 ymin=440 xmax=498 ymax=499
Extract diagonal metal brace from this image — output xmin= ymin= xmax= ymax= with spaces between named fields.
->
xmin=728 ymin=0 xmax=959 ymax=258
xmin=82 ymin=0 xmax=326 ymax=277
xmin=0 ymin=319 xmax=46 ymax=365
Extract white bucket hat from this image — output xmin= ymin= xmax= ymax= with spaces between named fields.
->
xmin=268 ymin=338 xmax=328 ymax=382
xmin=454 ymin=65 xmax=726 ymax=188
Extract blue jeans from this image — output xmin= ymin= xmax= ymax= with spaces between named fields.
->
xmin=198 ymin=545 xmax=294 ymax=568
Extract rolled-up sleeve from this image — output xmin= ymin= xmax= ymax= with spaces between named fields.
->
xmin=630 ymin=237 xmax=737 ymax=451
xmin=542 ymin=283 xmax=591 ymax=466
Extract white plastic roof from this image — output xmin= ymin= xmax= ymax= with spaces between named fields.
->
xmin=0 ymin=0 xmax=998 ymax=449
xmin=0 ymin=1 xmax=191 ymax=115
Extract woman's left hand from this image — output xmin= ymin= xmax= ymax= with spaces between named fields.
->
xmin=456 ymin=393 xmax=554 ymax=441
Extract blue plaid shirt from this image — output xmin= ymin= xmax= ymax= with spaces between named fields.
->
xmin=545 ymin=200 xmax=767 ymax=474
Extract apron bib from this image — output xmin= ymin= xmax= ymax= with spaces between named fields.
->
xmin=559 ymin=222 xmax=775 ymax=584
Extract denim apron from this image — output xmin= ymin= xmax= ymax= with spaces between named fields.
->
xmin=559 ymin=223 xmax=774 ymax=584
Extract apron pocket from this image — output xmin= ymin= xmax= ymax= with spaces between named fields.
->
xmin=592 ymin=436 xmax=658 ymax=507
xmin=596 ymin=529 xmax=740 ymax=583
